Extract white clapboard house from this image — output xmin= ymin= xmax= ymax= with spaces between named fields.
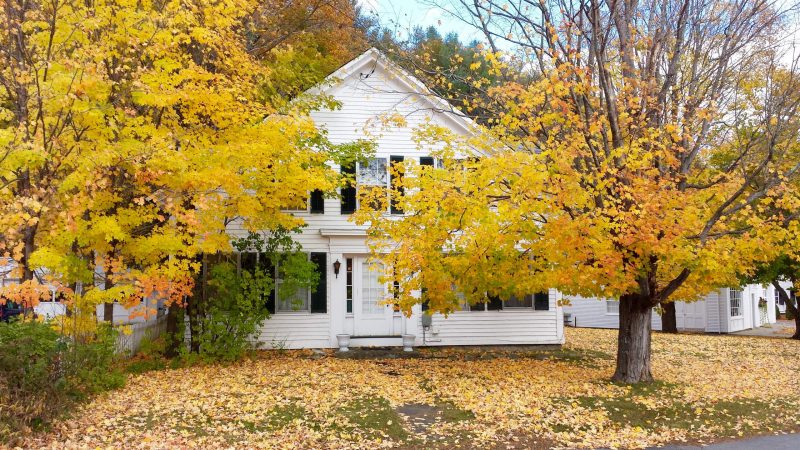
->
xmin=227 ymin=48 xmax=566 ymax=349
xmin=562 ymin=284 xmax=778 ymax=333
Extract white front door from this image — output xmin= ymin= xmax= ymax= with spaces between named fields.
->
xmin=353 ymin=258 xmax=398 ymax=336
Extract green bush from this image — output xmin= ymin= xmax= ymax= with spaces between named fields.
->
xmin=64 ymin=325 xmax=125 ymax=399
xmin=0 ymin=319 xmax=124 ymax=444
xmin=187 ymin=261 xmax=274 ymax=361
xmin=0 ymin=320 xmax=67 ymax=440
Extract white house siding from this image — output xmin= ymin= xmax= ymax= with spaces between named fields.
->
xmin=704 ymin=290 xmax=724 ymax=333
xmin=417 ymin=289 xmax=564 ymax=346
xmin=565 ymin=285 xmax=776 ymax=334
xmin=562 ymin=296 xmax=663 ymax=330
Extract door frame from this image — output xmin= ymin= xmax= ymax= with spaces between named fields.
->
xmin=351 ymin=256 xmax=400 ymax=336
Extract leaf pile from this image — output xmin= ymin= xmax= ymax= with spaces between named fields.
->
xmin=23 ymin=328 xmax=800 ymax=449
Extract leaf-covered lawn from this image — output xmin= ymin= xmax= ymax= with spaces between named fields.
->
xmin=25 ymin=328 xmax=800 ymax=449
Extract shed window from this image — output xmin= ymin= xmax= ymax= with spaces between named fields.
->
xmin=730 ymin=289 xmax=742 ymax=317
xmin=606 ymin=300 xmax=620 ymax=314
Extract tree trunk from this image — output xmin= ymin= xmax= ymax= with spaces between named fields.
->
xmin=103 ymin=302 xmax=114 ymax=324
xmin=165 ymin=304 xmax=180 ymax=358
xmin=20 ymin=226 xmax=36 ymax=282
xmin=613 ymin=293 xmax=654 ymax=383
xmin=103 ymin=253 xmax=115 ymax=324
xmin=660 ymin=301 xmax=677 ymax=333
xmin=774 ymin=281 xmax=800 ymax=340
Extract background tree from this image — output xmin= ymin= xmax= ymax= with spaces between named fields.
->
xmin=357 ymin=0 xmax=800 ymax=383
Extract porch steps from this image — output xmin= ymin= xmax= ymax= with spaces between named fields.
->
xmin=348 ymin=335 xmax=403 ymax=348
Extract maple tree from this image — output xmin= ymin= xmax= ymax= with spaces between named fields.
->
xmin=0 ymin=0 xmax=363 ymax=332
xmin=356 ymin=0 xmax=800 ymax=382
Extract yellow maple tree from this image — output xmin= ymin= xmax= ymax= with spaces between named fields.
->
xmin=356 ymin=0 xmax=800 ymax=383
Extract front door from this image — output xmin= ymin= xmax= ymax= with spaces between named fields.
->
xmin=353 ymin=258 xmax=397 ymax=336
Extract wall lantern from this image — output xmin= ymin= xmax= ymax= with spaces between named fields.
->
xmin=333 ymin=259 xmax=342 ymax=278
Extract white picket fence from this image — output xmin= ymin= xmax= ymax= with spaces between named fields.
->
xmin=115 ymin=316 xmax=167 ymax=355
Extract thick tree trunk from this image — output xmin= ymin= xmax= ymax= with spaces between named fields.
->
xmin=774 ymin=281 xmax=800 ymax=340
xmin=613 ymin=293 xmax=654 ymax=383
xmin=20 ymin=226 xmax=36 ymax=282
xmin=103 ymin=303 xmax=114 ymax=323
xmin=660 ymin=301 xmax=677 ymax=333
xmin=794 ymin=313 xmax=800 ymax=341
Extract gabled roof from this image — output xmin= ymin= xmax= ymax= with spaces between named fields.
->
xmin=306 ymin=47 xmax=479 ymax=137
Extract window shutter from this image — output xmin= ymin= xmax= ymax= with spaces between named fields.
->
xmin=340 ymin=163 xmax=357 ymax=214
xmin=310 ymin=190 xmax=324 ymax=214
xmin=390 ymin=156 xmax=404 ymax=214
xmin=310 ymin=253 xmax=327 ymax=313
xmin=240 ymin=252 xmax=257 ymax=274
xmin=534 ymin=292 xmax=549 ymax=311
xmin=487 ymin=294 xmax=503 ymax=311
xmin=259 ymin=254 xmax=275 ymax=314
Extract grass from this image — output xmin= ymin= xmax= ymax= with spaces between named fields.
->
xmin=23 ymin=328 xmax=800 ymax=449
xmin=336 ymin=397 xmax=409 ymax=441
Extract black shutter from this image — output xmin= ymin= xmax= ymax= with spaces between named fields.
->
xmin=534 ymin=292 xmax=549 ymax=311
xmin=310 ymin=253 xmax=327 ymax=313
xmin=240 ymin=252 xmax=257 ymax=274
xmin=310 ymin=190 xmax=325 ymax=214
xmin=259 ymin=254 xmax=275 ymax=314
xmin=487 ymin=294 xmax=503 ymax=311
xmin=420 ymin=156 xmax=434 ymax=167
xmin=390 ymin=155 xmax=404 ymax=214
xmin=340 ymin=163 xmax=357 ymax=214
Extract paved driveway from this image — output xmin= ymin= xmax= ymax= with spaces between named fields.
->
xmin=648 ymin=433 xmax=800 ymax=449
xmin=731 ymin=320 xmax=794 ymax=337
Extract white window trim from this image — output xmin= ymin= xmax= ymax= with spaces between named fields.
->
xmin=606 ymin=299 xmax=620 ymax=315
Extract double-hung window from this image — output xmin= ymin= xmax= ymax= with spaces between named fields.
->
xmin=729 ymin=288 xmax=742 ymax=317
xmin=276 ymin=259 xmax=310 ymax=312
xmin=239 ymin=252 xmax=327 ymax=314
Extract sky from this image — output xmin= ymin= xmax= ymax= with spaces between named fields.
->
xmin=362 ymin=0 xmax=800 ymax=67
xmin=359 ymin=0 xmax=485 ymax=43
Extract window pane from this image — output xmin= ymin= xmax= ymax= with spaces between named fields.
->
xmin=730 ymin=289 xmax=742 ymax=317
xmin=504 ymin=294 xmax=533 ymax=308
xmin=358 ymin=158 xmax=387 ymax=186
xmin=361 ymin=262 xmax=385 ymax=314
xmin=346 ymin=258 xmax=353 ymax=314
xmin=275 ymin=258 xmax=310 ymax=312
xmin=606 ymin=300 xmax=620 ymax=314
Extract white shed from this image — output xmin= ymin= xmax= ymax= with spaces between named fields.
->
xmin=562 ymin=284 xmax=777 ymax=333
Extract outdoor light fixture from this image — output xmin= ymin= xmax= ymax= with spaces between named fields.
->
xmin=333 ymin=259 xmax=341 ymax=278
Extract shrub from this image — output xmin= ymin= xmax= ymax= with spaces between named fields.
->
xmin=0 ymin=319 xmax=124 ymax=444
xmin=0 ymin=320 xmax=67 ymax=441
xmin=187 ymin=261 xmax=273 ymax=361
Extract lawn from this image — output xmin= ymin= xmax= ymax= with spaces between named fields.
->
xmin=23 ymin=328 xmax=800 ymax=449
